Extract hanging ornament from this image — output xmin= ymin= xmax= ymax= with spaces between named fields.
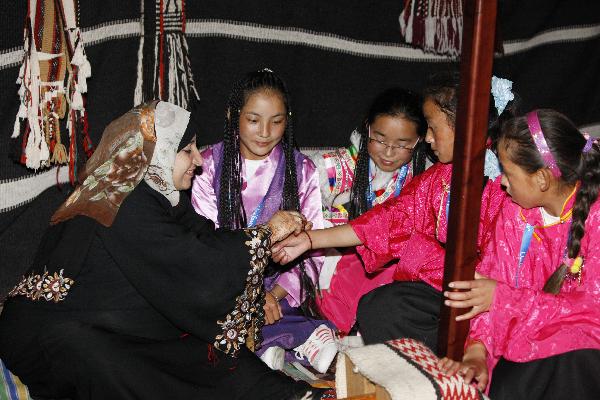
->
xmin=134 ymin=0 xmax=200 ymax=109
xmin=13 ymin=0 xmax=94 ymax=181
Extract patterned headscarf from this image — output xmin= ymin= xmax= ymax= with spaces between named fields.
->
xmin=51 ymin=101 xmax=191 ymax=227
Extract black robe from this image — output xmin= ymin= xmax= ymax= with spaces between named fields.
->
xmin=0 ymin=182 xmax=312 ymax=399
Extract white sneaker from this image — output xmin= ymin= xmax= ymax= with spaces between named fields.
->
xmin=293 ymin=324 xmax=338 ymax=373
xmin=260 ymin=346 xmax=285 ymax=370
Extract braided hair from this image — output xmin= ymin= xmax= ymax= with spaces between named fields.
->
xmin=218 ymin=69 xmax=299 ymax=229
xmin=497 ymin=109 xmax=600 ymax=294
xmin=349 ymin=87 xmax=431 ymax=219
xmin=218 ymin=69 xmax=320 ymax=316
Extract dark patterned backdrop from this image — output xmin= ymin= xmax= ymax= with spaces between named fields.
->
xmin=1 ymin=0 xmax=599 ymax=298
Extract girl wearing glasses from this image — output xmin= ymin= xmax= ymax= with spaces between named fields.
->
xmin=309 ymin=87 xmax=433 ymax=334
xmin=273 ymin=73 xmax=514 ymax=352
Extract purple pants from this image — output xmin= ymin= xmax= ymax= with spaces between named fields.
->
xmin=256 ymin=299 xmax=336 ymax=365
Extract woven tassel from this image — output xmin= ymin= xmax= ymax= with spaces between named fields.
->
xmin=80 ymin=106 xmax=94 ymax=157
xmin=71 ymin=90 xmax=83 ymax=110
xmin=52 ymin=142 xmax=68 ymax=164
xmin=399 ymin=0 xmax=463 ymax=57
xmin=136 ymin=0 xmax=198 ymax=108
xmin=134 ymin=0 xmax=145 ymax=106
xmin=13 ymin=104 xmax=27 ymax=138
xmin=25 ymin=124 xmax=49 ymax=170
xmin=80 ymin=58 xmax=91 ymax=79
xmin=13 ymin=0 xmax=92 ymax=172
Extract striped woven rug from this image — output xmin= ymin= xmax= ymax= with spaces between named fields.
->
xmin=0 ymin=360 xmax=30 ymax=400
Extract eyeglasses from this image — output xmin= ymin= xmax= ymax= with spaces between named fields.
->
xmin=368 ymin=136 xmax=421 ymax=153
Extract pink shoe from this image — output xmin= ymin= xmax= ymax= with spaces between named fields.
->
xmin=293 ymin=324 xmax=338 ymax=373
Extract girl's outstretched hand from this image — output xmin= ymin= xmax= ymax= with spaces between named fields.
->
xmin=271 ymin=232 xmax=311 ymax=265
xmin=444 ymin=272 xmax=497 ymax=321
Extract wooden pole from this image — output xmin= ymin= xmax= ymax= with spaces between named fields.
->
xmin=437 ymin=0 xmax=498 ymax=360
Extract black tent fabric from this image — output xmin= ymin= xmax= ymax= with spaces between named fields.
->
xmin=1 ymin=0 xmax=599 ymax=298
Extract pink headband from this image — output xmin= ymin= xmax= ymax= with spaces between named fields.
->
xmin=526 ymin=111 xmax=562 ymax=178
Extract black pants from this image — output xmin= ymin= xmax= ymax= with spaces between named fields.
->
xmin=356 ymin=281 xmax=441 ymax=354
xmin=0 ymin=304 xmax=313 ymax=400
xmin=490 ymin=349 xmax=600 ymax=400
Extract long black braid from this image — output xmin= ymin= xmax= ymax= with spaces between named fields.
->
xmin=218 ymin=69 xmax=320 ymax=316
xmin=348 ymin=88 xmax=432 ymax=220
xmin=498 ymin=110 xmax=600 ymax=294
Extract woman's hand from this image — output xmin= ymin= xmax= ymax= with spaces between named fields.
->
xmin=444 ymin=272 xmax=497 ymax=321
xmin=266 ymin=211 xmax=311 ymax=243
xmin=263 ymin=291 xmax=283 ymax=325
xmin=271 ymin=232 xmax=312 ymax=265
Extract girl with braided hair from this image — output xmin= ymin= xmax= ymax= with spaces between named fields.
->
xmin=273 ymin=72 xmax=513 ymax=353
xmin=310 ymin=87 xmax=433 ymax=334
xmin=191 ymin=69 xmax=336 ymax=373
xmin=440 ymin=110 xmax=600 ymax=399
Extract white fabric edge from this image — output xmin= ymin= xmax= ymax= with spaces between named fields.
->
xmin=343 ymin=344 xmax=436 ymax=400
xmin=2 ymin=20 xmax=600 ymax=69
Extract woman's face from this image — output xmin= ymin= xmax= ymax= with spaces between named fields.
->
xmin=423 ymin=98 xmax=455 ymax=163
xmin=498 ymin=139 xmax=541 ymax=209
xmin=367 ymin=114 xmax=420 ymax=172
xmin=238 ymin=89 xmax=287 ymax=160
xmin=173 ymin=139 xmax=202 ymax=190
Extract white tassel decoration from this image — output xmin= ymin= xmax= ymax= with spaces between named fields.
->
xmin=71 ymin=90 xmax=83 ymax=111
xmin=80 ymin=58 xmax=91 ymax=80
xmin=133 ymin=0 xmax=144 ymax=106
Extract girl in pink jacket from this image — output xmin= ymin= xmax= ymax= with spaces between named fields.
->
xmin=441 ymin=110 xmax=600 ymax=399
xmin=312 ymin=87 xmax=432 ymax=335
xmin=273 ymin=73 xmax=511 ymax=353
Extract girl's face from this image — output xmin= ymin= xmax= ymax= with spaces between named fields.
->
xmin=367 ymin=114 xmax=420 ymax=172
xmin=173 ymin=138 xmax=202 ymax=190
xmin=238 ymin=89 xmax=287 ymax=160
xmin=498 ymin=139 xmax=541 ymax=209
xmin=423 ymin=98 xmax=455 ymax=163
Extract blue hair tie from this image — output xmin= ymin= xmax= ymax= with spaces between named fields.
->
xmin=491 ymin=76 xmax=514 ymax=115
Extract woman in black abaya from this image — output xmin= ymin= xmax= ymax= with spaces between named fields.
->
xmin=0 ymin=101 xmax=324 ymax=399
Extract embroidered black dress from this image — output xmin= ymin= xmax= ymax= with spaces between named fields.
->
xmin=0 ymin=182 xmax=312 ymax=399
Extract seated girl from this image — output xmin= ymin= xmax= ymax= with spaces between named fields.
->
xmin=309 ymin=87 xmax=433 ymax=334
xmin=191 ymin=69 xmax=336 ymax=373
xmin=0 ymin=101 xmax=327 ymax=399
xmin=440 ymin=110 xmax=600 ymax=399
xmin=273 ymin=73 xmax=513 ymax=353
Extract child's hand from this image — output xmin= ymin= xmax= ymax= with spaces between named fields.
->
xmin=438 ymin=357 xmax=463 ymax=376
xmin=263 ymin=291 xmax=283 ymax=325
xmin=438 ymin=356 xmax=488 ymax=391
xmin=444 ymin=272 xmax=497 ymax=321
xmin=441 ymin=342 xmax=489 ymax=391
xmin=271 ymin=232 xmax=311 ymax=265
xmin=459 ymin=354 xmax=489 ymax=391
